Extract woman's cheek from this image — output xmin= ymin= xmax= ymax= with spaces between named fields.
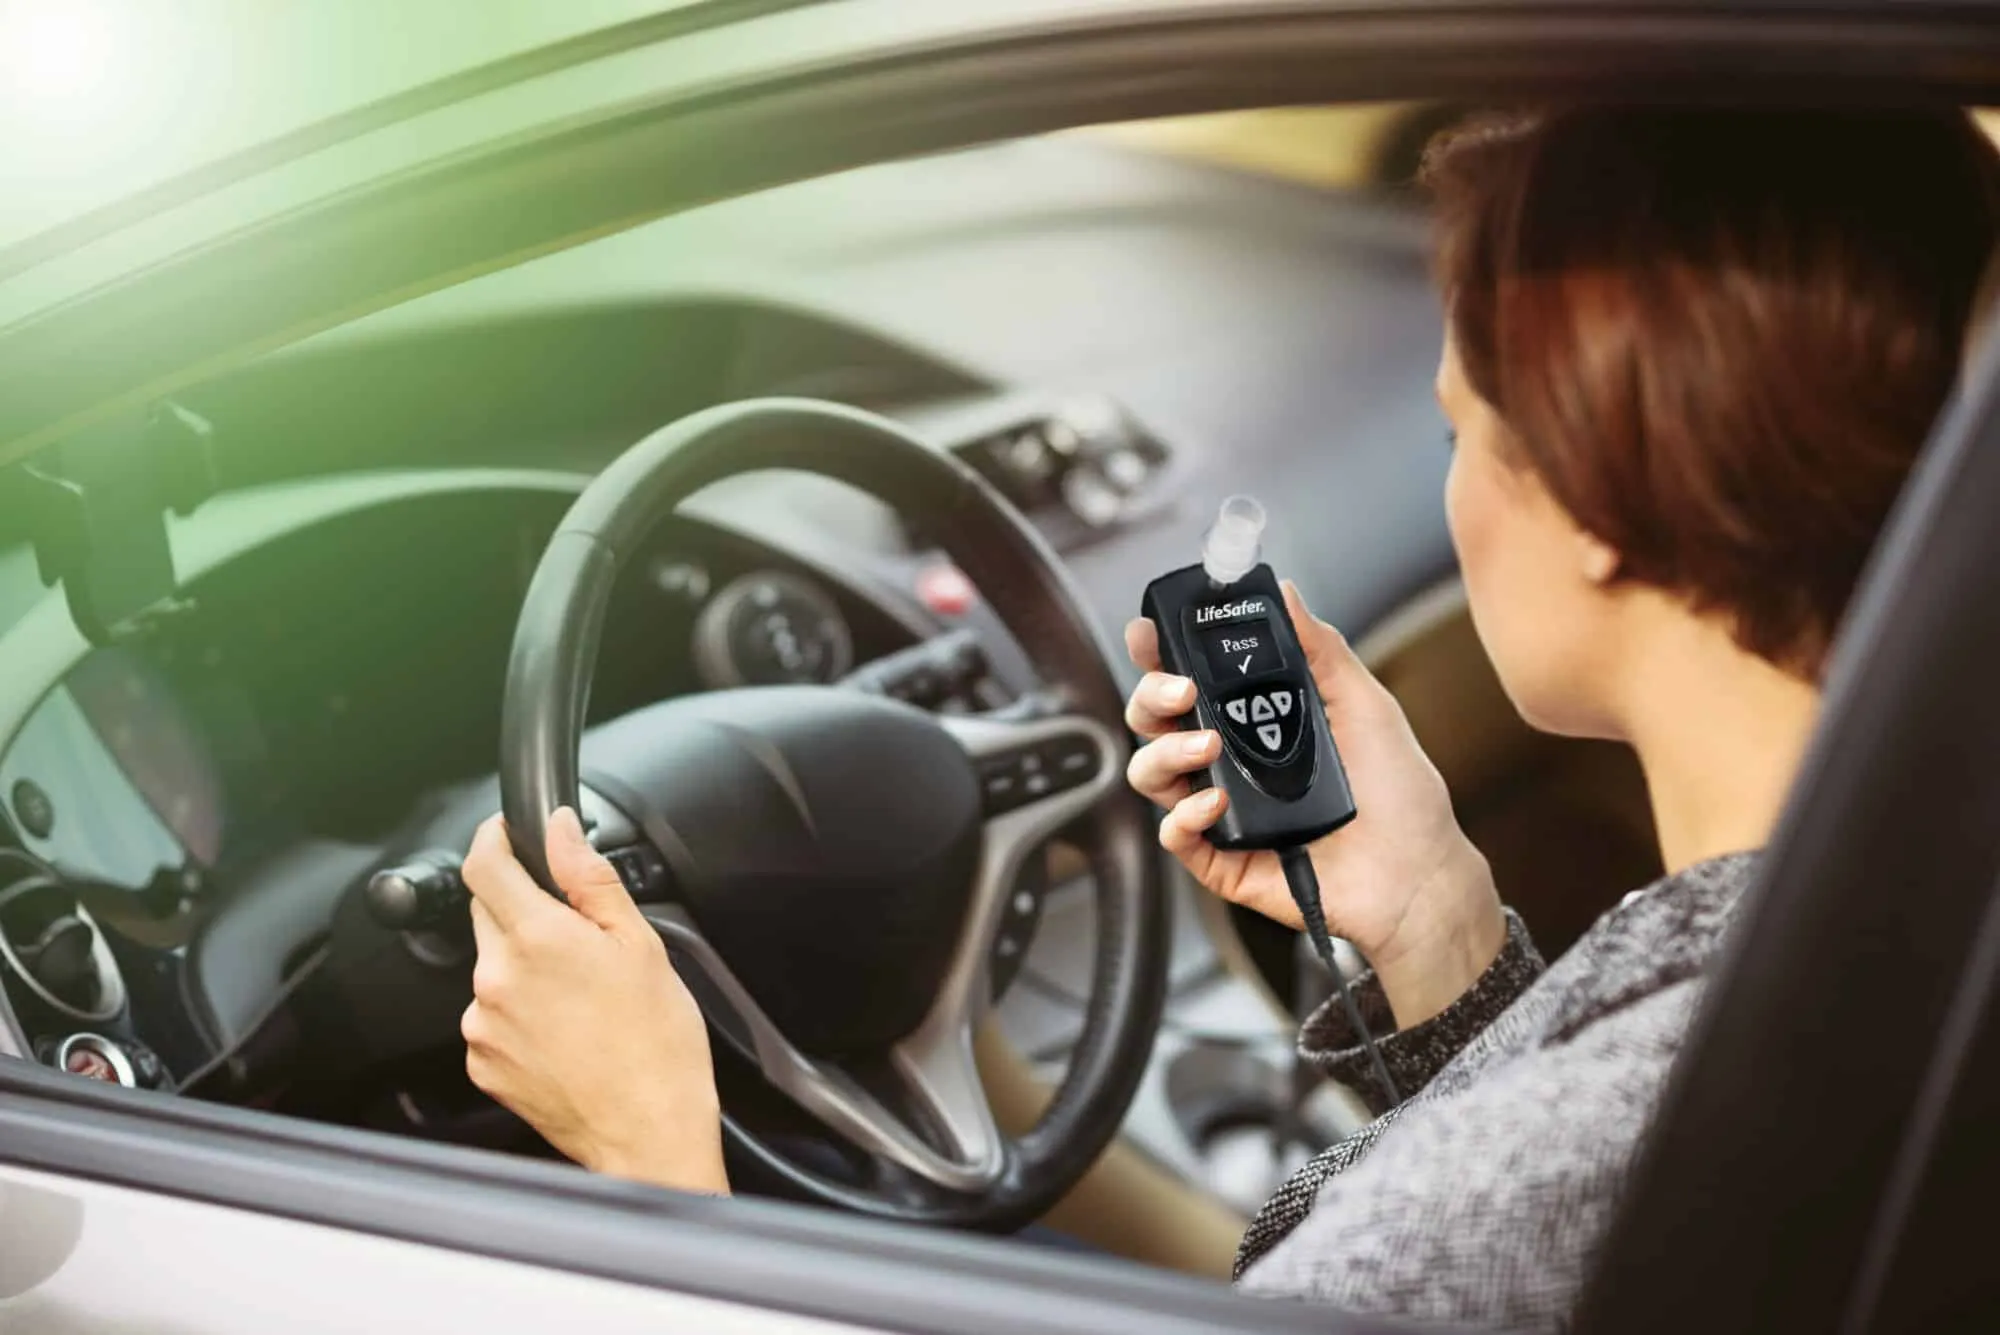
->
xmin=1446 ymin=450 xmax=1501 ymax=627
xmin=1448 ymin=449 xmax=1538 ymax=718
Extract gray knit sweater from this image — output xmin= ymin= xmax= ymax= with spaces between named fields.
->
xmin=1235 ymin=850 xmax=1760 ymax=1330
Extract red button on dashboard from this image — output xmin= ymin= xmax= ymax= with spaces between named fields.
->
xmin=916 ymin=563 xmax=977 ymax=617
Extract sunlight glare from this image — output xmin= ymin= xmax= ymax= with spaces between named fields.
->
xmin=2 ymin=2 xmax=114 ymax=104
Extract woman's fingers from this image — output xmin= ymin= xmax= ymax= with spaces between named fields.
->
xmin=463 ymin=815 xmax=562 ymax=935
xmin=1126 ymin=729 xmax=1219 ymax=805
xmin=1123 ymin=670 xmax=1198 ymax=739
xmin=1124 ymin=617 xmax=1162 ymax=673
xmin=1158 ymin=787 xmax=1228 ymax=878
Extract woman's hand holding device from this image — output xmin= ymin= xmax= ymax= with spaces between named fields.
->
xmin=1122 ymin=580 xmax=1506 ymax=1030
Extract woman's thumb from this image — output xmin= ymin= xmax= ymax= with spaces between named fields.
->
xmin=546 ymin=806 xmax=636 ymax=930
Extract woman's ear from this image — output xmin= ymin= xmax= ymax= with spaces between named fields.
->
xmin=1579 ymin=530 xmax=1622 ymax=585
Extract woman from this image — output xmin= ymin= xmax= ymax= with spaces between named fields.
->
xmin=453 ymin=107 xmax=2000 ymax=1330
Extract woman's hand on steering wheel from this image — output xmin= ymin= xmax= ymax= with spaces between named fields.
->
xmin=1123 ymin=580 xmax=1507 ymax=1028
xmin=460 ymin=808 xmax=729 ymax=1195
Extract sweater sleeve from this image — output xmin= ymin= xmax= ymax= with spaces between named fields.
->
xmin=1299 ymin=908 xmax=1544 ymax=1113
xmin=1239 ymin=976 xmax=1703 ymax=1327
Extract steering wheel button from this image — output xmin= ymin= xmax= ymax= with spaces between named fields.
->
xmin=1040 ymin=736 xmax=1100 ymax=790
xmin=979 ymin=763 xmax=1023 ymax=812
xmin=609 ymin=846 xmax=671 ymax=902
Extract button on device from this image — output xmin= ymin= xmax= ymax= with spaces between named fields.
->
xmin=1217 ymin=687 xmax=1306 ymax=764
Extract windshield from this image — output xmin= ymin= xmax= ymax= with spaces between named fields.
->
xmin=0 ymin=0 xmax=698 ymax=253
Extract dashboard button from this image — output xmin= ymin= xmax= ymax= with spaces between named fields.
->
xmin=10 ymin=779 xmax=53 ymax=840
xmin=915 ymin=563 xmax=978 ymax=617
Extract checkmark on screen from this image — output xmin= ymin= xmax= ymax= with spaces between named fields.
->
xmin=1237 ymin=654 xmax=1253 ymax=675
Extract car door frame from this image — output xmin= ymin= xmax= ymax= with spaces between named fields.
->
xmin=7 ymin=2 xmax=2000 ymax=1333
xmin=7 ymin=0 xmax=2000 ymax=462
xmin=0 ymin=1056 xmax=1437 ymax=1335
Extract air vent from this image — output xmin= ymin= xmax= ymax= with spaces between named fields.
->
xmin=0 ymin=852 xmax=126 ymax=1025
xmin=958 ymin=395 xmax=1172 ymax=544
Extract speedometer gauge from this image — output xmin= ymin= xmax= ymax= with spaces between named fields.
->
xmin=692 ymin=572 xmax=854 ymax=688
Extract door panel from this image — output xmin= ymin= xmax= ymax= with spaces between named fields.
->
xmin=0 ymin=1164 xmax=877 ymax=1335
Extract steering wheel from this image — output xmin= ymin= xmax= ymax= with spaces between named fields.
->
xmin=497 ymin=398 xmax=1167 ymax=1230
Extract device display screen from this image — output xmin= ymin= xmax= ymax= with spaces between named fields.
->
xmin=1197 ymin=618 xmax=1285 ymax=681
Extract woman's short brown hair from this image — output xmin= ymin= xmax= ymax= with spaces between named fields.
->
xmin=1424 ymin=107 xmax=2000 ymax=676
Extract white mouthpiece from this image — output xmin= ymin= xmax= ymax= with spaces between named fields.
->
xmin=1202 ymin=494 xmax=1266 ymax=585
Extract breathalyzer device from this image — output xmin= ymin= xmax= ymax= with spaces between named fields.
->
xmin=1140 ymin=496 xmax=1396 ymax=1101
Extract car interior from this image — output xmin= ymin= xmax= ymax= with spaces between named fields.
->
xmin=3 ymin=95 xmax=1993 ymax=1285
